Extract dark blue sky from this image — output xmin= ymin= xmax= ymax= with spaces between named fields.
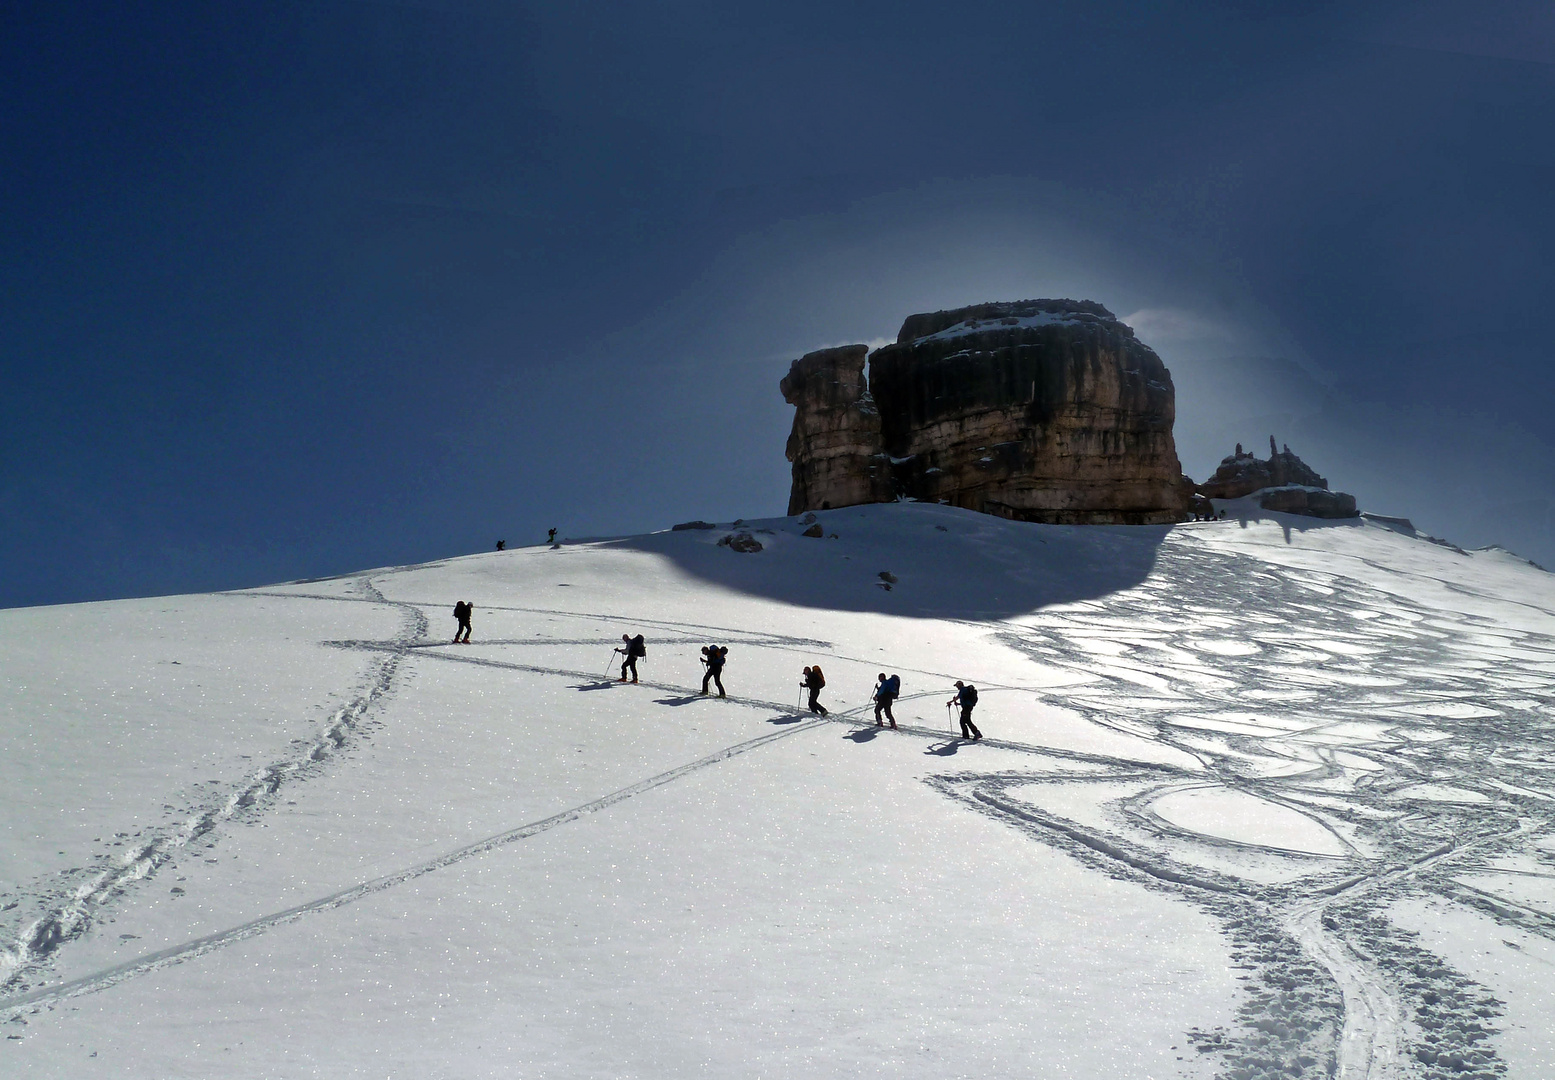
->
xmin=4 ymin=1 xmax=1552 ymax=608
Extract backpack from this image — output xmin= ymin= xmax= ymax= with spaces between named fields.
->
xmin=811 ymin=665 xmax=825 ymax=689
xmin=630 ymin=634 xmax=646 ymax=658
xmin=453 ymin=602 xmax=466 ymax=619
xmin=962 ymin=685 xmax=978 ymax=706
xmin=884 ymin=675 xmax=900 ymax=695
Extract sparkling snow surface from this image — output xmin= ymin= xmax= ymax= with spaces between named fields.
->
xmin=2 ymin=503 xmax=1552 ymax=1079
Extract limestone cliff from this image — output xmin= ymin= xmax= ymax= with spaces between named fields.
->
xmin=780 ymin=345 xmax=894 ymax=515
xmin=781 ymin=300 xmax=1189 ymax=525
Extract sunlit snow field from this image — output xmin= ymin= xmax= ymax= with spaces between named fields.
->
xmin=2 ymin=502 xmax=1552 ymax=1079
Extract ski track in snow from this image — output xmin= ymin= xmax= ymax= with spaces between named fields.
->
xmin=954 ymin=535 xmax=1554 ymax=1080
xmin=0 ymin=718 xmax=826 ymax=1016
xmin=0 ymin=578 xmax=425 ymax=998
xmin=4 ymin=532 xmax=1554 ymax=1080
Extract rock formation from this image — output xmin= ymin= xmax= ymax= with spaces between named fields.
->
xmin=1198 ymin=438 xmax=1359 ymax=518
xmin=780 ymin=345 xmax=895 ymax=515
xmin=1198 ymin=439 xmax=1330 ymax=500
xmin=717 ymin=531 xmax=764 ymax=553
xmin=1257 ymin=486 xmax=1358 ymax=519
xmin=781 ymin=301 xmax=1188 ymax=525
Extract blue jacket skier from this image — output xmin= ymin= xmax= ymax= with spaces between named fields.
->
xmin=874 ymin=673 xmax=900 ymax=729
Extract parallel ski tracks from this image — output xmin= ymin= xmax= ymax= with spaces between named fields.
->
xmin=0 ymin=577 xmax=427 ymax=996
xmin=0 ymin=719 xmax=827 ymax=1016
xmin=3 ymin=576 xmax=1147 ymax=1013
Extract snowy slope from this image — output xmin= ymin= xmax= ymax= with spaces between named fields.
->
xmin=2 ymin=503 xmax=1552 ymax=1079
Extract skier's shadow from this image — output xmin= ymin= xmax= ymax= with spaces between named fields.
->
xmin=845 ymin=727 xmax=879 ymax=743
xmin=924 ymin=739 xmax=961 ymax=756
xmin=570 ymin=681 xmax=617 ymax=692
xmin=655 ymin=695 xmax=704 ymax=707
xmin=768 ymin=713 xmax=809 ymax=725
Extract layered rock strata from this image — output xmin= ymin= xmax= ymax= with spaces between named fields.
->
xmin=781 ymin=301 xmax=1189 ymax=525
xmin=780 ymin=345 xmax=894 ymax=515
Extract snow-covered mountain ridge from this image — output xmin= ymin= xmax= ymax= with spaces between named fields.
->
xmin=1 ymin=503 xmax=1551 ymax=1079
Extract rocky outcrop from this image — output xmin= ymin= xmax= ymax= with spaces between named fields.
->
xmin=1258 ymin=486 xmax=1358 ymax=519
xmin=780 ymin=345 xmax=894 ymax=515
xmin=781 ymin=300 xmax=1189 ymax=525
xmin=717 ymin=530 xmax=764 ymax=553
xmin=1199 ymin=437 xmax=1359 ymax=518
xmin=1199 ymin=436 xmax=1330 ymax=500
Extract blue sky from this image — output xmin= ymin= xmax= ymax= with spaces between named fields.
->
xmin=3 ymin=1 xmax=1552 ymax=607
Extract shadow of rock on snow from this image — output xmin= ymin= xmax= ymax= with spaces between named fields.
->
xmin=610 ymin=502 xmax=1168 ymax=621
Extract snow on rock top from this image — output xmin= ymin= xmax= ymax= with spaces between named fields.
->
xmin=894 ymin=298 xmax=1121 ymax=344
xmin=907 ymin=309 xmax=1104 ymax=346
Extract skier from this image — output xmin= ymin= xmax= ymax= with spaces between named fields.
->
xmin=873 ymin=673 xmax=900 ymax=729
xmin=616 ymin=633 xmax=647 ymax=683
xmin=548 ymin=528 xmax=557 ymax=544
xmin=452 ymin=601 xmax=473 ymax=644
xmin=949 ymin=680 xmax=981 ymax=740
xmin=801 ymin=665 xmax=828 ymax=715
xmin=700 ymin=645 xmax=728 ymax=697
xmin=496 ymin=539 xmax=505 ymax=551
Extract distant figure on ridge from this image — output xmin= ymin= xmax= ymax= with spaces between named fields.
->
xmin=949 ymin=681 xmax=982 ymax=740
xmin=700 ymin=645 xmax=729 ymax=697
xmin=496 ymin=539 xmax=506 ymax=551
xmin=616 ymin=633 xmax=646 ymax=683
xmin=453 ymin=601 xmax=472 ymax=644
xmin=874 ymin=673 xmax=900 ymax=729
xmin=802 ymin=665 xmax=828 ymax=715
xmin=548 ymin=528 xmax=558 ymax=545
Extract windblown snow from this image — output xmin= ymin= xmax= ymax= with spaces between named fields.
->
xmin=909 ymin=310 xmax=1104 ymax=348
xmin=2 ymin=503 xmax=1552 ymax=1079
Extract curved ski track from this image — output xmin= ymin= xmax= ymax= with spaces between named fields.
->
xmin=962 ymin=535 xmax=1555 ymax=1080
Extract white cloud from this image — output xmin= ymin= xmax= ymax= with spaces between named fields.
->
xmin=1121 ymin=307 xmax=1239 ymax=345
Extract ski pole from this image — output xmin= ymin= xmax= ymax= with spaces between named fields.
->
xmin=946 ymin=702 xmax=953 ymax=733
xmin=604 ymin=650 xmax=617 ymax=678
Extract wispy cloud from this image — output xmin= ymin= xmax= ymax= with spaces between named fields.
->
xmin=1121 ymin=307 xmax=1238 ymax=344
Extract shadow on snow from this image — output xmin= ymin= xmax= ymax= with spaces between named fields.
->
xmin=610 ymin=502 xmax=1171 ymax=621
